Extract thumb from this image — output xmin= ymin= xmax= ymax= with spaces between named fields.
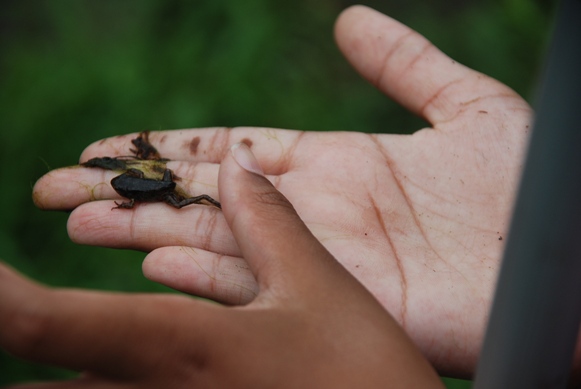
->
xmin=334 ymin=5 xmax=517 ymax=126
xmin=218 ymin=143 xmax=341 ymax=297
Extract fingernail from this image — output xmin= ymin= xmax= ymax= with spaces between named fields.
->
xmin=231 ymin=143 xmax=264 ymax=176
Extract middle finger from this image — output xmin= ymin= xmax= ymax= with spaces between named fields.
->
xmin=67 ymin=199 xmax=238 ymax=256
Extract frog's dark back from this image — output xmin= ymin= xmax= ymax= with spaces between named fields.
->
xmin=111 ymin=173 xmax=176 ymax=202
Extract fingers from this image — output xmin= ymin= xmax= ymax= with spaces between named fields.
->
xmin=36 ymin=165 xmax=234 ymax=254
xmin=142 ymin=246 xmax=258 ymax=304
xmin=0 ymin=262 xmax=210 ymax=379
xmin=218 ymin=143 xmax=349 ymax=296
xmin=334 ymin=5 xmax=524 ymax=126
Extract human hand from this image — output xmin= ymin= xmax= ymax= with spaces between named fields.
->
xmin=2 ymin=144 xmax=443 ymax=388
xmin=32 ymin=5 xmax=532 ymax=378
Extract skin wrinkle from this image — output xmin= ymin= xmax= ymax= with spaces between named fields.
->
xmin=400 ymin=175 xmax=502 ymax=231
xmin=69 ymin=213 xmax=108 ymax=244
xmin=433 ymin=92 xmax=526 ymax=128
xmin=212 ymin=255 xmax=228 ymax=298
xmin=176 ymin=161 xmax=205 ymax=195
xmin=275 ymin=131 xmax=305 ymax=175
xmin=220 ymin=255 xmax=259 ymax=304
xmin=178 ymin=248 xmax=257 ymax=303
xmin=96 ymin=168 xmax=117 ymax=199
xmin=202 ymin=213 xmax=219 ymax=252
xmin=127 ymin=205 xmax=138 ymax=242
xmin=368 ymin=195 xmax=408 ymax=328
xmin=419 ymin=78 xmax=465 ymax=123
xmin=192 ymin=215 xmax=207 ymax=250
xmin=256 ymin=128 xmax=287 ymax=173
xmin=369 ymin=134 xmax=460 ymax=276
xmin=172 ymin=161 xmax=221 ymax=198
xmin=207 ymin=127 xmax=233 ymax=163
xmin=371 ymin=27 xmax=469 ymax=125
xmin=182 ymin=248 xmax=218 ymax=295
xmin=460 ymin=93 xmax=521 ymax=109
xmin=392 ymin=175 xmax=499 ymax=283
xmin=369 ymin=135 xmax=425 ymax=241
xmin=270 ymin=175 xmax=283 ymax=192
xmin=404 ymin=40 xmax=433 ymax=72
xmin=205 ymin=253 xmax=222 ymax=296
xmin=411 ymin=199 xmax=497 ymax=238
xmin=421 ymin=226 xmax=482 ymax=286
xmin=374 ymin=30 xmax=417 ymax=89
xmin=190 ymin=209 xmax=220 ymax=252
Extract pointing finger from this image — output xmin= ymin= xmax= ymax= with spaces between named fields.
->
xmin=0 ymin=262 xmax=211 ymax=378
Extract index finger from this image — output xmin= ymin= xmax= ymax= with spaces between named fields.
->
xmin=0 ymin=262 xmax=212 ymax=378
xmin=79 ymin=127 xmax=303 ymax=170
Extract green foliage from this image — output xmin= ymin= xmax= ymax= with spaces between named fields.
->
xmin=0 ymin=0 xmax=552 ymax=385
xmin=442 ymin=376 xmax=472 ymax=388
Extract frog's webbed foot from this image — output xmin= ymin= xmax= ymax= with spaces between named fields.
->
xmin=165 ymin=194 xmax=221 ymax=209
xmin=112 ymin=199 xmax=135 ymax=210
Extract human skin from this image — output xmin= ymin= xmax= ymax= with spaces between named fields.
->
xmin=31 ymin=5 xmax=532 ymax=378
xmin=1 ymin=143 xmax=444 ymax=388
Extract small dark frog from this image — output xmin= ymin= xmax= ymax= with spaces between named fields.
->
xmin=111 ymin=168 xmax=221 ymax=209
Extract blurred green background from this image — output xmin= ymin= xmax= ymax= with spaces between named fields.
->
xmin=0 ymin=0 xmax=554 ymax=386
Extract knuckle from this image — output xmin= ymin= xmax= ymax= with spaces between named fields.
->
xmin=249 ymin=189 xmax=304 ymax=236
xmin=255 ymin=188 xmax=291 ymax=209
xmin=253 ymin=189 xmax=296 ymax=218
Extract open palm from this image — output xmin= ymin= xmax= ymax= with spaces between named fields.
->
xmin=33 ymin=6 xmax=531 ymax=378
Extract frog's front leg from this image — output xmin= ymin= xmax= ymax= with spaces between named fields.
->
xmin=164 ymin=194 xmax=222 ymax=209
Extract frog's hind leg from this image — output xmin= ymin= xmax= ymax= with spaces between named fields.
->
xmin=166 ymin=195 xmax=221 ymax=209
